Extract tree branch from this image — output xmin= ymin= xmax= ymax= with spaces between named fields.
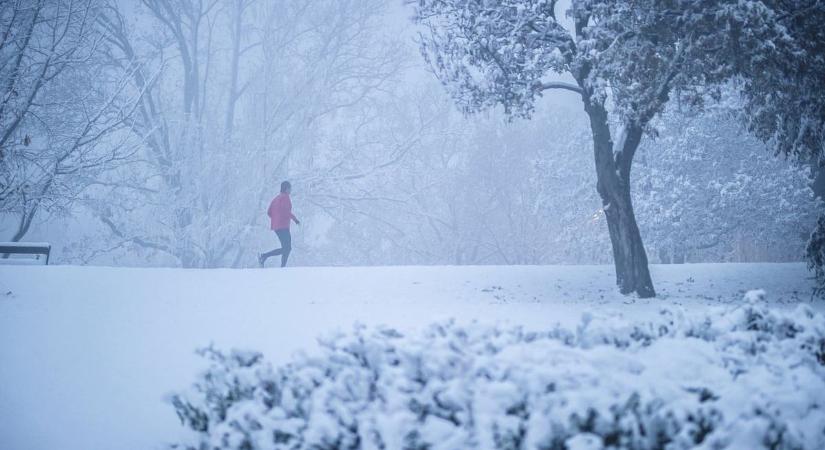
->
xmin=536 ymin=81 xmax=583 ymax=95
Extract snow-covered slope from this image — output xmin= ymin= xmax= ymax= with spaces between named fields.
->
xmin=0 ymin=263 xmax=820 ymax=450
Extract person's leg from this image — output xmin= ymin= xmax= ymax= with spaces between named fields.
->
xmin=260 ymin=247 xmax=281 ymax=263
xmin=260 ymin=231 xmax=285 ymax=265
xmin=275 ymin=229 xmax=292 ymax=267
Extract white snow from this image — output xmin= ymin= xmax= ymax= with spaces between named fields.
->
xmin=0 ymin=263 xmax=821 ymax=450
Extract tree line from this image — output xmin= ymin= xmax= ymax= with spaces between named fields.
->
xmin=1 ymin=0 xmax=822 ymax=297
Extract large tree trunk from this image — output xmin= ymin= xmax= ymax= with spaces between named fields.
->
xmin=582 ymin=99 xmax=656 ymax=298
xmin=810 ymin=158 xmax=825 ymax=200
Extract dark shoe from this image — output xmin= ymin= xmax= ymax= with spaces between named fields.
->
xmin=258 ymin=253 xmax=265 ymax=267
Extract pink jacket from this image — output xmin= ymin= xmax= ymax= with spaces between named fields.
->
xmin=267 ymin=193 xmax=296 ymax=230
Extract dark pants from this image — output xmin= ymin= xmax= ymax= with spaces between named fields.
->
xmin=262 ymin=229 xmax=292 ymax=267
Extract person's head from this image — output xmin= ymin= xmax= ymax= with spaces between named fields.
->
xmin=280 ymin=180 xmax=292 ymax=194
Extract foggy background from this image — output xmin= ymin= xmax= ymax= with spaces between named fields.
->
xmin=1 ymin=0 xmax=819 ymax=268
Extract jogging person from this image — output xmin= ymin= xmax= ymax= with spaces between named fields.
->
xmin=259 ymin=181 xmax=300 ymax=267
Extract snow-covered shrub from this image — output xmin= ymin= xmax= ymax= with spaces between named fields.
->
xmin=170 ymin=302 xmax=825 ymax=450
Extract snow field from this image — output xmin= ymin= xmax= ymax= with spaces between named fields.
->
xmin=0 ymin=263 xmax=822 ymax=450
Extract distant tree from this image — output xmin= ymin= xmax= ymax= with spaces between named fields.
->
xmin=412 ymin=0 xmax=792 ymax=297
xmin=295 ymin=83 xmax=817 ymax=268
xmin=0 ymin=0 xmax=139 ymax=243
xmin=634 ymin=104 xmax=820 ymax=263
xmin=83 ymin=0 xmax=404 ymax=267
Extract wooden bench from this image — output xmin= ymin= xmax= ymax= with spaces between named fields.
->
xmin=0 ymin=242 xmax=51 ymax=265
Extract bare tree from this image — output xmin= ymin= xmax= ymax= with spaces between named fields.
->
xmin=0 ymin=0 xmax=140 ymax=243
xmin=81 ymin=0 xmax=405 ymax=267
xmin=140 ymin=0 xmax=218 ymax=118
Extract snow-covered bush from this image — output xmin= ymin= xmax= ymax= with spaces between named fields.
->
xmin=170 ymin=302 xmax=825 ymax=450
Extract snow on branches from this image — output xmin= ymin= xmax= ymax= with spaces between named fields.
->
xmin=414 ymin=0 xmax=791 ymax=127
xmin=415 ymin=0 xmax=573 ymax=118
xmin=739 ymin=0 xmax=825 ymax=162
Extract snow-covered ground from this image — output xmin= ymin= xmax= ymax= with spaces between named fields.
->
xmin=0 ymin=263 xmax=821 ymax=450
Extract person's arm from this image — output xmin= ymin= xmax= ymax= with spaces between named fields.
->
xmin=286 ymin=196 xmax=300 ymax=224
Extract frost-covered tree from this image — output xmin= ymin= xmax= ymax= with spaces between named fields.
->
xmin=0 ymin=0 xmax=139 ymax=243
xmin=411 ymin=0 xmax=793 ymax=297
xmin=739 ymin=1 xmax=825 ymax=165
xmin=732 ymin=1 xmax=825 ymax=293
xmin=79 ymin=0 xmax=403 ymax=267
xmin=634 ymin=104 xmax=821 ymax=264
